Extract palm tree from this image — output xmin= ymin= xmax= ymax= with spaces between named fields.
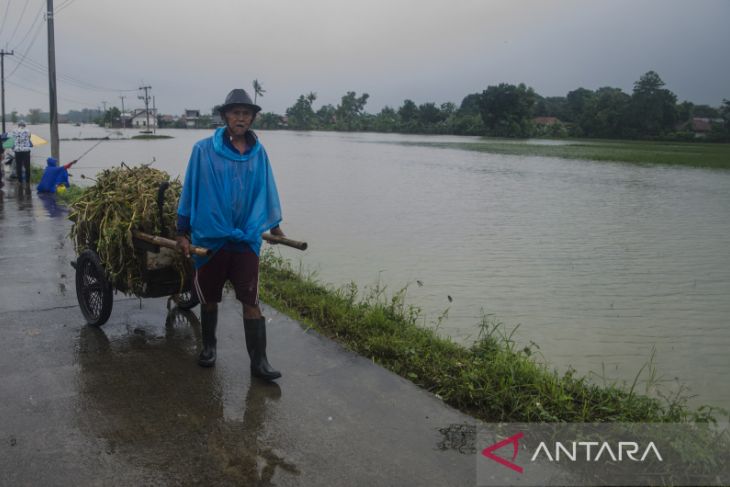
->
xmin=253 ymin=79 xmax=266 ymax=104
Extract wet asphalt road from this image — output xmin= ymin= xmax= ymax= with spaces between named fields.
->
xmin=0 ymin=182 xmax=477 ymax=486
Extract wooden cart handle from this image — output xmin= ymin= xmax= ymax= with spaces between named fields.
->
xmin=133 ymin=231 xmax=211 ymax=257
xmin=134 ymin=231 xmax=308 ymax=254
xmin=262 ymin=233 xmax=308 ymax=251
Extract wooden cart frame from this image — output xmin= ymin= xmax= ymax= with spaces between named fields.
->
xmin=73 ymin=237 xmax=198 ymax=327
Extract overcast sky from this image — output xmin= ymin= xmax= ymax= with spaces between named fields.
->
xmin=1 ymin=0 xmax=728 ymax=116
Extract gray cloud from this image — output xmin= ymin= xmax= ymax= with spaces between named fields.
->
xmin=2 ymin=0 xmax=728 ymax=116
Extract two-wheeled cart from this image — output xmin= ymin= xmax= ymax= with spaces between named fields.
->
xmin=73 ymin=231 xmax=307 ymax=327
xmin=73 ymin=232 xmax=204 ymax=326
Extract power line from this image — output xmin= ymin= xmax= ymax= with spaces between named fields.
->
xmin=9 ymin=52 xmax=139 ymax=93
xmin=6 ymin=59 xmax=125 ymax=108
xmin=10 ymin=1 xmax=44 ymax=50
xmin=0 ymin=0 xmax=14 ymax=40
xmin=55 ymin=0 xmax=76 ymax=14
xmin=5 ymin=18 xmax=44 ymax=78
xmin=6 ymin=78 xmax=93 ymax=106
xmin=6 ymin=0 xmax=139 ymax=97
xmin=54 ymin=0 xmax=73 ymax=11
xmin=6 ymin=0 xmax=32 ymax=46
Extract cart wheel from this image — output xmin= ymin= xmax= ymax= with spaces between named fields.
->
xmin=172 ymin=289 xmax=199 ymax=310
xmin=75 ymin=249 xmax=113 ymax=326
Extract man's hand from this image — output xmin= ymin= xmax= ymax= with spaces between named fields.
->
xmin=268 ymin=226 xmax=285 ymax=244
xmin=176 ymin=235 xmax=191 ymax=258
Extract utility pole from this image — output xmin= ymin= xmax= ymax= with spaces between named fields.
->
xmin=101 ymin=101 xmax=107 ymax=127
xmin=138 ymin=85 xmax=151 ymax=131
xmin=119 ymin=95 xmax=126 ymax=128
xmin=152 ymin=95 xmax=156 ymax=134
xmin=0 ymin=49 xmax=14 ymax=133
xmin=47 ymin=0 xmax=60 ymax=159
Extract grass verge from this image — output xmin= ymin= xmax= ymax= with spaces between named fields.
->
xmin=55 ymin=184 xmax=87 ymax=204
xmin=401 ymin=138 xmax=730 ymax=169
xmin=259 ymin=250 xmax=724 ymax=424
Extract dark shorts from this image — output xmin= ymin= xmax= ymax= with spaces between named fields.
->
xmin=193 ymin=249 xmax=259 ymax=305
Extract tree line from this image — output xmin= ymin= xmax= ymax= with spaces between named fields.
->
xmin=254 ymin=71 xmax=730 ymax=141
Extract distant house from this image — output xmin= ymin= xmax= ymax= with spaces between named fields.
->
xmin=128 ymin=108 xmax=158 ymax=129
xmin=184 ymin=109 xmax=201 ymax=128
xmin=211 ymin=112 xmax=224 ymax=127
xmin=677 ymin=117 xmax=720 ymax=138
xmin=690 ymin=117 xmax=713 ymax=134
xmin=157 ymin=114 xmax=177 ymax=128
xmin=532 ymin=116 xmax=567 ymax=137
xmin=532 ymin=116 xmax=562 ymax=126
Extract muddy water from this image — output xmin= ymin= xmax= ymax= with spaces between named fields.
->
xmin=21 ymin=124 xmax=730 ymax=411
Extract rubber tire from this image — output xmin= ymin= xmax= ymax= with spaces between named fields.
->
xmin=75 ymin=249 xmax=113 ymax=326
xmin=172 ymin=289 xmax=199 ymax=310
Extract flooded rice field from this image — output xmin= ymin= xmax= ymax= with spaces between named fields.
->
xmin=21 ymin=124 xmax=730 ymax=411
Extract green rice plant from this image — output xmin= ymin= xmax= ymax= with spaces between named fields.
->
xmin=400 ymin=139 xmax=730 ymax=169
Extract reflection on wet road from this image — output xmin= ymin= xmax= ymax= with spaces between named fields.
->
xmin=77 ymin=309 xmax=299 ymax=484
xmin=0 ymin=187 xmax=475 ymax=485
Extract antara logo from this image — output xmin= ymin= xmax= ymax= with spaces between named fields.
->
xmin=481 ymin=433 xmax=663 ymax=474
xmin=481 ymin=432 xmax=525 ymax=474
xmin=531 ymin=441 xmax=663 ymax=463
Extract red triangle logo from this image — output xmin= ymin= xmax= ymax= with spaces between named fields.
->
xmin=481 ymin=432 xmax=524 ymax=474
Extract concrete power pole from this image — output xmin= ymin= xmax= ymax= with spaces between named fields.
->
xmin=119 ymin=95 xmax=126 ymax=128
xmin=138 ymin=85 xmax=151 ymax=131
xmin=47 ymin=0 xmax=60 ymax=159
xmin=0 ymin=49 xmax=14 ymax=133
xmin=152 ymin=95 xmax=156 ymax=134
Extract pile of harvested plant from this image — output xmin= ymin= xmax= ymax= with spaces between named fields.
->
xmin=69 ymin=164 xmax=185 ymax=295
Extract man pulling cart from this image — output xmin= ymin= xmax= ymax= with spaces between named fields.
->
xmin=176 ymin=88 xmax=289 ymax=381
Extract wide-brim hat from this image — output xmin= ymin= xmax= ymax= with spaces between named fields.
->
xmin=218 ymin=89 xmax=261 ymax=115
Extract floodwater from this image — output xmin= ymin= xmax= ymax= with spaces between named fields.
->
xmin=23 ymin=123 xmax=730 ymax=411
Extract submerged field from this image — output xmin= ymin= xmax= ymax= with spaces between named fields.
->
xmin=403 ymin=138 xmax=730 ymax=169
xmin=258 ymin=250 xmax=724 ymax=425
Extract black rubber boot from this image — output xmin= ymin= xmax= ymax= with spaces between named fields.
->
xmin=244 ymin=317 xmax=281 ymax=381
xmin=198 ymin=308 xmax=217 ymax=367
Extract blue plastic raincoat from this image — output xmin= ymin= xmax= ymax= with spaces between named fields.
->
xmin=36 ymin=157 xmax=70 ymax=193
xmin=177 ymin=128 xmax=282 ymax=268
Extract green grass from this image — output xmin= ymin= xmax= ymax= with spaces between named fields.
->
xmin=55 ymin=184 xmax=87 ymax=204
xmin=259 ymin=250 xmax=724 ymax=424
xmin=30 ymin=164 xmax=44 ymax=183
xmin=403 ymin=138 xmax=730 ymax=169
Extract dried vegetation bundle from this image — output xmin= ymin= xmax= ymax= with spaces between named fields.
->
xmin=69 ymin=164 xmax=185 ymax=295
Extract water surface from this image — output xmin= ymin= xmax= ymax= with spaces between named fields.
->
xmin=25 ymin=124 xmax=730 ymax=411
